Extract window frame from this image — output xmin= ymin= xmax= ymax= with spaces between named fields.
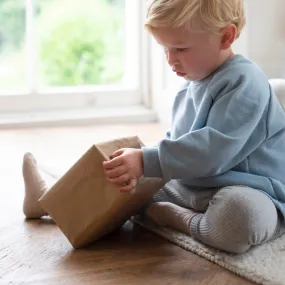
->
xmin=0 ymin=0 xmax=150 ymax=114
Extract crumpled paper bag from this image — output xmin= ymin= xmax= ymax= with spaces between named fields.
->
xmin=39 ymin=136 xmax=165 ymax=248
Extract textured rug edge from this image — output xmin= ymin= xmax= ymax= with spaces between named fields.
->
xmin=131 ymin=217 xmax=269 ymax=285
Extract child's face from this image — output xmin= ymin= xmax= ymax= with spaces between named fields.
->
xmin=151 ymin=26 xmax=224 ymax=81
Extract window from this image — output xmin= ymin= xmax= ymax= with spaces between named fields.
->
xmin=0 ymin=1 xmax=27 ymax=93
xmin=0 ymin=0 xmax=147 ymax=115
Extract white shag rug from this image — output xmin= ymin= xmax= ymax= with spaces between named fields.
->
xmin=132 ymin=216 xmax=285 ymax=285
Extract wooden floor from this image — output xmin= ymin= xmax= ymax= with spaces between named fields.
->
xmin=0 ymin=123 xmax=254 ymax=285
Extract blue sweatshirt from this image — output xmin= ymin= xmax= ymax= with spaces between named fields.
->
xmin=142 ymin=54 xmax=285 ymax=219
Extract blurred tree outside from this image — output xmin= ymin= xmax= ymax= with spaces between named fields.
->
xmin=0 ymin=1 xmax=25 ymax=53
xmin=0 ymin=0 xmax=125 ymax=90
xmin=0 ymin=0 xmax=27 ymax=89
xmin=38 ymin=0 xmax=125 ymax=86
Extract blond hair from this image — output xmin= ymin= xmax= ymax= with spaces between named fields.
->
xmin=145 ymin=0 xmax=246 ymax=38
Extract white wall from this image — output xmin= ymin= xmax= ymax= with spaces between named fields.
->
xmin=152 ymin=0 xmax=285 ymax=125
xmin=233 ymin=0 xmax=285 ymax=78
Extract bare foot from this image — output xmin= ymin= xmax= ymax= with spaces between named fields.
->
xmin=23 ymin=153 xmax=48 ymax=219
xmin=146 ymin=202 xmax=198 ymax=235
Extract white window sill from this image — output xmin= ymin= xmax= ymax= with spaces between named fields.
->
xmin=0 ymin=105 xmax=158 ymax=128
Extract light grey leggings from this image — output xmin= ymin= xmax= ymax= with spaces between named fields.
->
xmin=151 ymin=180 xmax=284 ymax=254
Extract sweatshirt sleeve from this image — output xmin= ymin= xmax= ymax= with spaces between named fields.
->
xmin=142 ymin=73 xmax=270 ymax=180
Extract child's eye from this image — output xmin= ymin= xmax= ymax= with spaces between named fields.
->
xmin=176 ymin=48 xmax=189 ymax=52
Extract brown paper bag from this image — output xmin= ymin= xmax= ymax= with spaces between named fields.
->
xmin=39 ymin=136 xmax=165 ymax=248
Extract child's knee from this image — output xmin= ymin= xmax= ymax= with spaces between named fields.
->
xmin=191 ymin=186 xmax=281 ymax=253
xmin=215 ymin=186 xmax=280 ymax=242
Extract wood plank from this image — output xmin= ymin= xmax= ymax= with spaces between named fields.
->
xmin=0 ymin=219 xmax=253 ymax=285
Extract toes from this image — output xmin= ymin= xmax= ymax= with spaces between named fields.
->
xmin=23 ymin=152 xmax=37 ymax=164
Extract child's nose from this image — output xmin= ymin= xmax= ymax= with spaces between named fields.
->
xmin=166 ymin=51 xmax=177 ymax=66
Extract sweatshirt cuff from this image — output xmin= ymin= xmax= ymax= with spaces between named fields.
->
xmin=142 ymin=146 xmax=163 ymax=178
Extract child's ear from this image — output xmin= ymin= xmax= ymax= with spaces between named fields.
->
xmin=220 ymin=24 xmax=237 ymax=50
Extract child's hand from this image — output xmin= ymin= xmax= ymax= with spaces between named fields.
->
xmin=103 ymin=148 xmax=144 ymax=192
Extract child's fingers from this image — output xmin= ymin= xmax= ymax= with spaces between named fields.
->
xmin=107 ymin=173 xmax=131 ymax=185
xmin=103 ymin=156 xmax=122 ymax=169
xmin=119 ymin=178 xmax=137 ymax=193
xmin=104 ymin=165 xmax=126 ymax=178
xmin=110 ymin=149 xmax=125 ymax=159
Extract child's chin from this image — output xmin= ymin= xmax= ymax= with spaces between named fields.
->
xmin=185 ymin=74 xmax=204 ymax=81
